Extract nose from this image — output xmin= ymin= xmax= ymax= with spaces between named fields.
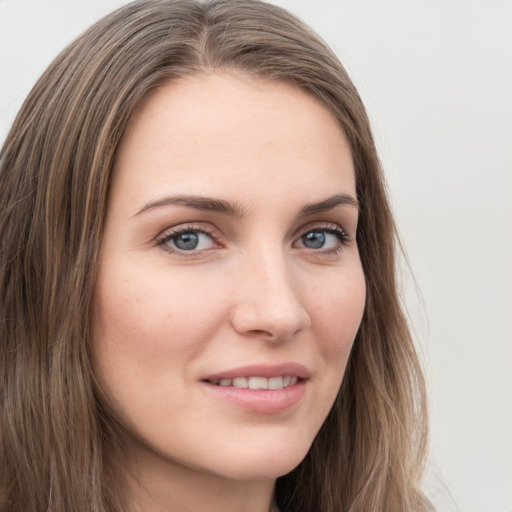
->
xmin=230 ymin=249 xmax=311 ymax=342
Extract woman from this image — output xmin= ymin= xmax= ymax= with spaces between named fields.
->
xmin=0 ymin=1 xmax=431 ymax=511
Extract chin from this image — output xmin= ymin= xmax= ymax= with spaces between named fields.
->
xmin=205 ymin=431 xmax=314 ymax=482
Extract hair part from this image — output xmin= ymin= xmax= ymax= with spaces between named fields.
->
xmin=0 ymin=1 xmax=431 ymax=510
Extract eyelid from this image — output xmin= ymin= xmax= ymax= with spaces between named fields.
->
xmin=155 ymin=223 xmax=223 ymax=255
xmin=292 ymin=222 xmax=353 ymax=256
xmin=154 ymin=220 xmax=353 ymax=257
xmin=294 ymin=222 xmax=352 ymax=242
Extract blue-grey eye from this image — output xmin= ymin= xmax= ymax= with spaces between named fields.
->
xmin=298 ymin=229 xmax=344 ymax=250
xmin=174 ymin=232 xmax=199 ymax=250
xmin=301 ymin=231 xmax=326 ymax=249
xmin=166 ymin=230 xmax=214 ymax=251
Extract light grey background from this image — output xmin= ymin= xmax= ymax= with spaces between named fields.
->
xmin=1 ymin=1 xmax=511 ymax=511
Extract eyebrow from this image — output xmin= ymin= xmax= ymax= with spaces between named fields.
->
xmin=134 ymin=195 xmax=245 ymax=217
xmin=133 ymin=193 xmax=358 ymax=218
xmin=298 ymin=194 xmax=359 ymax=216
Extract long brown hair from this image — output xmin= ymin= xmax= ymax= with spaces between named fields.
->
xmin=0 ymin=1 xmax=431 ymax=510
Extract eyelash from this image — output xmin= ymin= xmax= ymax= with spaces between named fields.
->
xmin=156 ymin=223 xmax=352 ymax=256
xmin=296 ymin=224 xmax=352 ymax=255
xmin=156 ymin=224 xmax=218 ymax=254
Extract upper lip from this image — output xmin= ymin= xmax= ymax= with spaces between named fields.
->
xmin=202 ymin=362 xmax=310 ymax=382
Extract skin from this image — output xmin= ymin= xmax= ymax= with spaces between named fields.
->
xmin=92 ymin=73 xmax=366 ymax=512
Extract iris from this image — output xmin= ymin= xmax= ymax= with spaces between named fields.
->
xmin=302 ymin=231 xmax=325 ymax=249
xmin=174 ymin=232 xmax=200 ymax=250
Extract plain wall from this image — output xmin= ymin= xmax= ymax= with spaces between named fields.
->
xmin=1 ymin=1 xmax=511 ymax=511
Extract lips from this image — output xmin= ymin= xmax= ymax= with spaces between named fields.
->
xmin=201 ymin=363 xmax=309 ymax=413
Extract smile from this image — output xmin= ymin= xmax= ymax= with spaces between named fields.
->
xmin=208 ymin=376 xmax=299 ymax=389
xmin=202 ymin=364 xmax=309 ymax=413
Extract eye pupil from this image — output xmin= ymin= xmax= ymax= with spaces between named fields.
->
xmin=302 ymin=231 xmax=325 ymax=249
xmin=174 ymin=232 xmax=199 ymax=250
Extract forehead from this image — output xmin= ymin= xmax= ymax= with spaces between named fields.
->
xmin=112 ymin=72 xmax=355 ymax=211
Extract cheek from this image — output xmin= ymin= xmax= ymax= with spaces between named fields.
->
xmin=309 ymin=265 xmax=365 ymax=409
xmin=94 ymin=265 xmax=211 ymax=342
xmin=313 ymin=267 xmax=366 ymax=351
xmin=90 ymin=268 xmax=215 ymax=427
xmin=91 ymin=262 xmax=233 ymax=395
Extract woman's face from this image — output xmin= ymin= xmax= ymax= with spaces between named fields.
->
xmin=92 ymin=73 xmax=366 ymax=484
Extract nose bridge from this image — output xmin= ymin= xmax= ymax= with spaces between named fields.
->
xmin=231 ymin=242 xmax=311 ymax=340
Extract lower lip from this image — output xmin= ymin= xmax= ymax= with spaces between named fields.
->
xmin=202 ymin=380 xmax=307 ymax=414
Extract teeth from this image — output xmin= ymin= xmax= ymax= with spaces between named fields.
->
xmin=248 ymin=376 xmax=268 ymax=389
xmin=211 ymin=376 xmax=299 ymax=389
xmin=232 ymin=377 xmax=248 ymax=388
xmin=268 ymin=376 xmax=283 ymax=389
